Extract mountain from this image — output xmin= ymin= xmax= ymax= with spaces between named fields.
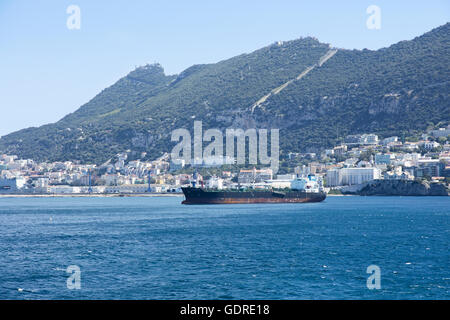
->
xmin=1 ymin=23 xmax=449 ymax=164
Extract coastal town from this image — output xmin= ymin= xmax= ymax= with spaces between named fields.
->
xmin=1 ymin=125 xmax=449 ymax=196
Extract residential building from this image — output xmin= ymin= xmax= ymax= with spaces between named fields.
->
xmin=0 ymin=177 xmax=27 ymax=193
xmin=430 ymin=125 xmax=450 ymax=138
xmin=326 ymin=167 xmax=381 ymax=186
xmin=375 ymin=154 xmax=393 ymax=165
xmin=415 ymin=159 xmax=445 ymax=178
xmin=381 ymin=136 xmax=399 ymax=145
xmin=422 ymin=141 xmax=440 ymax=150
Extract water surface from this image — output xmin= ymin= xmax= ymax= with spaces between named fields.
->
xmin=0 ymin=196 xmax=448 ymax=299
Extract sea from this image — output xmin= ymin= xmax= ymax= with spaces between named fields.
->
xmin=0 ymin=196 xmax=448 ymax=300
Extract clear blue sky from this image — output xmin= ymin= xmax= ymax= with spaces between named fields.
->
xmin=0 ymin=0 xmax=449 ymax=137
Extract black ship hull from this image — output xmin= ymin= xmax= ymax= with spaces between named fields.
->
xmin=181 ymin=187 xmax=326 ymax=204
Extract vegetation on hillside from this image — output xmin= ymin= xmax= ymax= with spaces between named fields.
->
xmin=0 ymin=24 xmax=449 ymax=164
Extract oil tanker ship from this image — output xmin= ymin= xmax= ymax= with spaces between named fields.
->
xmin=181 ymin=175 xmax=326 ymax=204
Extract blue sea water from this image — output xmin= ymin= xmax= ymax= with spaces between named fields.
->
xmin=0 ymin=196 xmax=448 ymax=300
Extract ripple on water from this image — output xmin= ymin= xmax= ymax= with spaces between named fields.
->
xmin=0 ymin=196 xmax=448 ymax=299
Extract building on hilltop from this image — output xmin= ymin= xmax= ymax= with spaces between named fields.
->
xmin=429 ymin=125 xmax=450 ymax=138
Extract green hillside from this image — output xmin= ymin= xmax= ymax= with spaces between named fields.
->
xmin=1 ymin=23 xmax=449 ymax=164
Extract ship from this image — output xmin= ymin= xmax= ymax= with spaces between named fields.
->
xmin=181 ymin=174 xmax=326 ymax=204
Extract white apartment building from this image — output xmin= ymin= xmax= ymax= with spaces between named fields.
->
xmin=326 ymin=167 xmax=381 ymax=187
xmin=104 ymin=184 xmax=148 ymax=193
xmin=422 ymin=141 xmax=440 ymax=150
xmin=49 ymin=186 xmax=82 ymax=194
xmin=360 ymin=134 xmax=379 ymax=145
xmin=0 ymin=177 xmax=27 ymax=192
xmin=381 ymin=136 xmax=399 ymax=145
xmin=430 ymin=126 xmax=450 ymax=138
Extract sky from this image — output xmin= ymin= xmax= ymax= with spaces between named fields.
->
xmin=0 ymin=0 xmax=449 ymax=138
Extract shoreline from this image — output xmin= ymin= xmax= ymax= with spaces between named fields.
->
xmin=1 ymin=194 xmax=447 ymax=198
xmin=0 ymin=193 xmax=184 ymax=198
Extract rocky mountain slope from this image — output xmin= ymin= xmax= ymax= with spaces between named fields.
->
xmin=1 ymin=23 xmax=449 ymax=164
